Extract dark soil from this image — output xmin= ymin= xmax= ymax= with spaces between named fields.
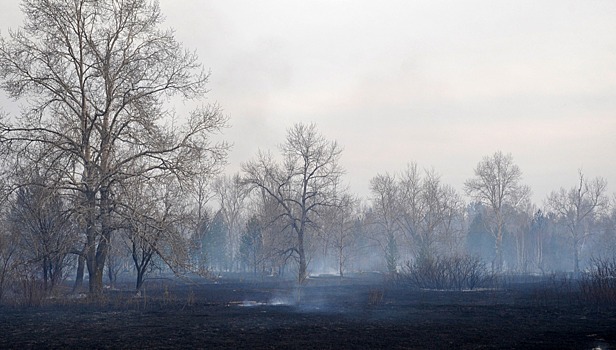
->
xmin=1 ymin=274 xmax=615 ymax=349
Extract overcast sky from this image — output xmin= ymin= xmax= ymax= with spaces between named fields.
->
xmin=1 ymin=1 xmax=615 ymax=205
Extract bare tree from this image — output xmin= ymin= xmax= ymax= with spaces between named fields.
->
xmin=529 ymin=210 xmax=548 ymax=273
xmin=464 ymin=151 xmax=530 ymax=272
xmin=327 ymin=192 xmax=359 ymax=277
xmin=546 ymin=171 xmax=608 ymax=274
xmin=187 ymin=160 xmax=218 ymax=272
xmin=395 ymin=164 xmax=422 ymax=258
xmin=436 ymin=185 xmax=466 ymax=256
xmin=604 ymin=194 xmax=616 ymax=252
xmin=596 ymin=194 xmax=616 ymax=257
xmin=9 ymin=182 xmax=76 ymax=294
xmin=240 ymin=215 xmax=264 ymax=275
xmin=247 ymin=181 xmax=296 ymax=277
xmin=105 ymin=230 xmax=130 ymax=288
xmin=213 ymin=173 xmax=248 ymax=271
xmin=242 ymin=123 xmax=343 ymax=283
xmin=398 ymin=166 xmax=464 ymax=261
xmin=0 ymin=0 xmax=228 ymax=294
xmin=370 ymin=173 xmax=401 ymax=274
xmin=117 ymin=174 xmax=191 ymax=293
xmin=371 ymin=165 xmax=466 ymax=273
xmin=507 ymin=202 xmax=534 ymax=273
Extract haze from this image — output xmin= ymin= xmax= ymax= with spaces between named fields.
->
xmin=2 ymin=0 xmax=615 ymax=203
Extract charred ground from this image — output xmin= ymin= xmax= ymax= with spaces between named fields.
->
xmin=0 ymin=274 xmax=614 ymax=349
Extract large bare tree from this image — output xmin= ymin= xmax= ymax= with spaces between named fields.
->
xmin=546 ymin=171 xmax=608 ymax=274
xmin=242 ymin=123 xmax=343 ymax=282
xmin=464 ymin=151 xmax=530 ymax=272
xmin=0 ymin=0 xmax=227 ymax=294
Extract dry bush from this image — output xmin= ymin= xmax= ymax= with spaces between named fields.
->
xmin=528 ymin=272 xmax=578 ymax=308
xmin=186 ymin=288 xmax=196 ymax=307
xmin=579 ymin=256 xmax=616 ymax=304
xmin=397 ymin=254 xmax=494 ymax=291
xmin=368 ymin=289 xmax=384 ymax=305
xmin=16 ymin=271 xmax=46 ymax=306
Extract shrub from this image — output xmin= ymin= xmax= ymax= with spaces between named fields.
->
xmin=367 ymin=289 xmax=384 ymax=305
xmin=579 ymin=256 xmax=616 ymax=304
xmin=397 ymin=254 xmax=494 ymax=291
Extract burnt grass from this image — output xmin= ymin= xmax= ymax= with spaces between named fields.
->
xmin=1 ymin=274 xmax=615 ymax=349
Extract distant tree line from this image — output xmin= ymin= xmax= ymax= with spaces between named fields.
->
xmin=180 ymin=146 xmax=614 ymax=285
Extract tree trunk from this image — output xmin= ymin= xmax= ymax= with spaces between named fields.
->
xmin=136 ymin=268 xmax=145 ymax=292
xmin=339 ymin=248 xmax=344 ymax=278
xmin=253 ymin=251 xmax=257 ymax=276
xmin=298 ymin=232 xmax=307 ymax=283
xmin=42 ymin=258 xmax=49 ymax=292
xmin=88 ymin=186 xmax=112 ymax=295
xmin=386 ymin=232 xmax=397 ymax=274
xmin=73 ymin=253 xmax=86 ymax=293
xmin=83 ymin=183 xmax=103 ymax=295
xmin=85 ymin=237 xmax=101 ymax=295
xmin=494 ymin=215 xmax=504 ymax=273
xmin=494 ymin=236 xmax=503 ymax=273
xmin=536 ymin=231 xmax=544 ymax=274
xmin=88 ymin=267 xmax=104 ymax=295
xmin=107 ymin=262 xmax=115 ymax=288
xmin=573 ymin=238 xmax=580 ymax=275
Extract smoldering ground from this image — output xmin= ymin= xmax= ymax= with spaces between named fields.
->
xmin=1 ymin=273 xmax=615 ymax=349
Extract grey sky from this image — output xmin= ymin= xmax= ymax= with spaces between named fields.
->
xmin=1 ymin=0 xmax=615 ymax=204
